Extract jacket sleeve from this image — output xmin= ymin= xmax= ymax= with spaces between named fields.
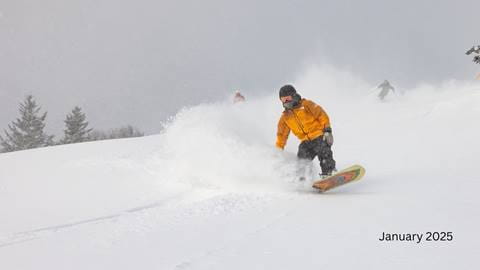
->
xmin=304 ymin=99 xmax=331 ymax=130
xmin=276 ymin=115 xmax=290 ymax=149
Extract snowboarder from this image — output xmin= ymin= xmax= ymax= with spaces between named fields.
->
xmin=275 ymin=85 xmax=336 ymax=179
xmin=377 ymin=80 xmax=395 ymax=101
xmin=233 ymin=91 xmax=245 ymax=103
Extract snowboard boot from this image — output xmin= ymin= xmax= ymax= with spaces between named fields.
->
xmin=319 ymin=168 xmax=337 ymax=179
xmin=319 ymin=173 xmax=329 ymax=179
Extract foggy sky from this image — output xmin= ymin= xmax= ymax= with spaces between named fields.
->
xmin=0 ymin=0 xmax=478 ymax=135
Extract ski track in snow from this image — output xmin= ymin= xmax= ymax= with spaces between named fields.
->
xmin=0 ymin=189 xmax=294 ymax=249
xmin=0 ymin=191 xmax=193 ymax=248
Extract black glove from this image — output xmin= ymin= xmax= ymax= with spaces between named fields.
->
xmin=323 ymin=127 xmax=333 ymax=146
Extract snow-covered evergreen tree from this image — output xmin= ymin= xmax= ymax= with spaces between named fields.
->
xmin=108 ymin=125 xmax=144 ymax=139
xmin=88 ymin=125 xmax=144 ymax=141
xmin=61 ymin=106 xmax=92 ymax=144
xmin=0 ymin=95 xmax=54 ymax=152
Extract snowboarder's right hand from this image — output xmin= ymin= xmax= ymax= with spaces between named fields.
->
xmin=323 ymin=127 xmax=334 ymax=146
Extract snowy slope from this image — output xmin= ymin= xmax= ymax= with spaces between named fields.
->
xmin=1 ymin=67 xmax=479 ymax=269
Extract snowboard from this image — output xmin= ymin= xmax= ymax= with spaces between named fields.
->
xmin=312 ymin=164 xmax=365 ymax=192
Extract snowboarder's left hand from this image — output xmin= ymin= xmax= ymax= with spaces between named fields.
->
xmin=323 ymin=127 xmax=334 ymax=146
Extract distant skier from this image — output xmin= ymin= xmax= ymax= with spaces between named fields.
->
xmin=377 ymin=80 xmax=395 ymax=101
xmin=233 ymin=91 xmax=245 ymax=103
xmin=275 ymin=85 xmax=336 ymax=179
xmin=465 ymin=45 xmax=480 ymax=64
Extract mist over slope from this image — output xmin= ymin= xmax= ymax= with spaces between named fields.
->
xmin=0 ymin=66 xmax=479 ymax=269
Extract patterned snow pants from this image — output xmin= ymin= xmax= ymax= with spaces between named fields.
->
xmin=297 ymin=136 xmax=336 ymax=175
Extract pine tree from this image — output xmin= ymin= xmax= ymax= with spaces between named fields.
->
xmin=61 ymin=106 xmax=92 ymax=144
xmin=0 ymin=95 xmax=54 ymax=152
xmin=87 ymin=125 xmax=144 ymax=141
xmin=108 ymin=125 xmax=144 ymax=139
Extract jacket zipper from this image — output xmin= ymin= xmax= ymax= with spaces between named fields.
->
xmin=292 ymin=110 xmax=311 ymax=141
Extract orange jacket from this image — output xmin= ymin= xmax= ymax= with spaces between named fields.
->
xmin=276 ymin=99 xmax=331 ymax=149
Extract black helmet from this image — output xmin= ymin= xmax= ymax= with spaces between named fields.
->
xmin=279 ymin=85 xmax=302 ymax=110
xmin=279 ymin=84 xmax=297 ymax=98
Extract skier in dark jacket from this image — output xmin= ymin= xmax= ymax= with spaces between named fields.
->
xmin=377 ymin=80 xmax=395 ymax=101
